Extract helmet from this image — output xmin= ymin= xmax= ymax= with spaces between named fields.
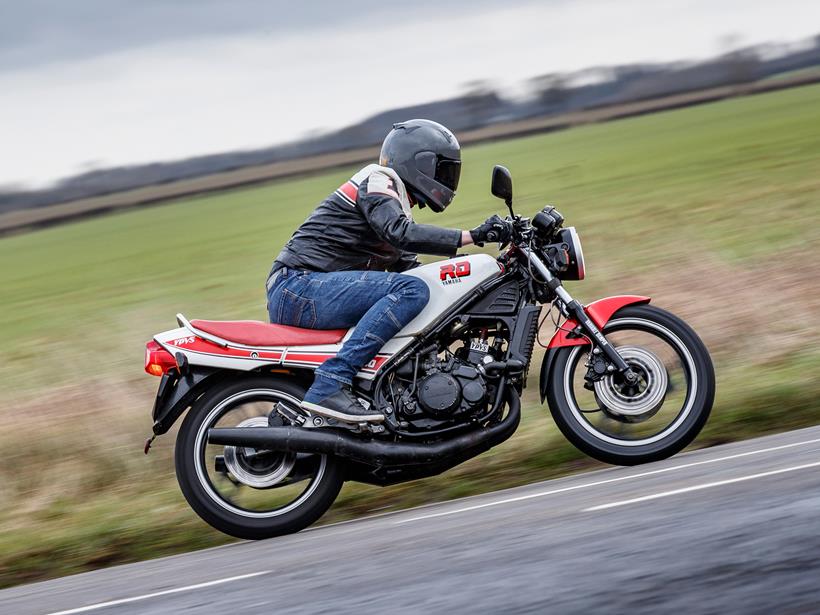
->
xmin=379 ymin=119 xmax=461 ymax=212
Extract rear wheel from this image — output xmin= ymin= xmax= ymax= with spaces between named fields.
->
xmin=175 ymin=375 xmax=344 ymax=539
xmin=546 ymin=304 xmax=715 ymax=465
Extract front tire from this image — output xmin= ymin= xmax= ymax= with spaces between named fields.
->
xmin=175 ymin=375 xmax=344 ymax=539
xmin=546 ymin=304 xmax=715 ymax=465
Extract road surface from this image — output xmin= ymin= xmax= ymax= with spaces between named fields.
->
xmin=3 ymin=426 xmax=820 ymax=614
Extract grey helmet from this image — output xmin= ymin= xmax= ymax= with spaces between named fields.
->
xmin=379 ymin=119 xmax=461 ymax=212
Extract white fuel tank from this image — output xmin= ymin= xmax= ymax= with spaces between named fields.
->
xmin=396 ymin=253 xmax=502 ymax=336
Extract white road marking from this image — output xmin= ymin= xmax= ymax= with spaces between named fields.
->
xmin=583 ymin=460 xmax=820 ymax=511
xmin=45 ymin=570 xmax=271 ymax=615
xmin=393 ymin=437 xmax=820 ymax=524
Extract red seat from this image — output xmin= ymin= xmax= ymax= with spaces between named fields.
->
xmin=190 ymin=320 xmax=347 ymax=347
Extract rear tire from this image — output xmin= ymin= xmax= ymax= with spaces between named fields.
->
xmin=546 ymin=305 xmax=715 ymax=465
xmin=175 ymin=375 xmax=344 ymax=539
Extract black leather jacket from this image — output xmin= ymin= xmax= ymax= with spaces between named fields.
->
xmin=272 ymin=164 xmax=461 ymax=275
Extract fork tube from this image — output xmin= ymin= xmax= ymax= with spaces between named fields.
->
xmin=522 ymin=248 xmax=631 ymax=374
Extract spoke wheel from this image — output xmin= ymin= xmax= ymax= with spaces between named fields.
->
xmin=546 ymin=305 xmax=714 ymax=465
xmin=175 ymin=376 xmax=344 ymax=539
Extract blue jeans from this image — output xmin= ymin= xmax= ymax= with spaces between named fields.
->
xmin=267 ymin=268 xmax=429 ymax=400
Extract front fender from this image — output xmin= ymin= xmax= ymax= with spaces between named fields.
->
xmin=539 ymin=295 xmax=650 ymax=402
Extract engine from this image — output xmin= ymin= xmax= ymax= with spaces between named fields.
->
xmin=390 ymin=334 xmax=500 ymax=428
xmin=417 ymin=360 xmax=486 ymax=419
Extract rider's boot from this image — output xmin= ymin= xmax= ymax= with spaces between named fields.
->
xmin=301 ymin=388 xmax=384 ymax=423
xmin=301 ymin=375 xmax=384 ymax=423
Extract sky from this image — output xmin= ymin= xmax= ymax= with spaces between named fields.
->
xmin=1 ymin=0 xmax=819 ymax=188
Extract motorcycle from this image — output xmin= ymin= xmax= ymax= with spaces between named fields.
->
xmin=144 ymin=165 xmax=714 ymax=539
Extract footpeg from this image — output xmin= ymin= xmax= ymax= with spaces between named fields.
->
xmin=274 ymin=402 xmax=384 ymax=433
xmin=358 ymin=422 xmax=386 ymax=434
xmin=272 ymin=402 xmax=306 ymax=426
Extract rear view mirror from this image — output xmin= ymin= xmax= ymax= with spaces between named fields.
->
xmin=491 ymin=165 xmax=513 ymax=207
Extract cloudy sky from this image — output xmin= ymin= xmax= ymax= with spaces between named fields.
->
xmin=2 ymin=0 xmax=819 ymax=187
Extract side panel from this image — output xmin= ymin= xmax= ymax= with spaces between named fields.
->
xmin=155 ymin=327 xmax=283 ymax=371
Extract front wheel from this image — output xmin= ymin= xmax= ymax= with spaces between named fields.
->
xmin=546 ymin=304 xmax=715 ymax=465
xmin=175 ymin=375 xmax=344 ymax=539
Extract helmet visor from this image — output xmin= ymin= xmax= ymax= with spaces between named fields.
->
xmin=435 ymin=158 xmax=461 ymax=192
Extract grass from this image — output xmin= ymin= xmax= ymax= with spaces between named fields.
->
xmin=1 ymin=84 xmax=819 ymax=588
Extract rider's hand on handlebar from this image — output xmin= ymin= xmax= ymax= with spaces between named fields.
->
xmin=470 ymin=214 xmax=513 ymax=247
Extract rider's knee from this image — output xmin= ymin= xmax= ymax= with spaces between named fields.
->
xmin=397 ymin=276 xmax=430 ymax=311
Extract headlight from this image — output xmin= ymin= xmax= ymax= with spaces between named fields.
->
xmin=556 ymin=226 xmax=586 ymax=280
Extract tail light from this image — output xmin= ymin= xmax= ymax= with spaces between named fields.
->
xmin=145 ymin=341 xmax=177 ymax=376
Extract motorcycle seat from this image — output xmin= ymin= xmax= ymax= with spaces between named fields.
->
xmin=190 ymin=319 xmax=347 ymax=347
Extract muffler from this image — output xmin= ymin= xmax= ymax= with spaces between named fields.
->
xmin=208 ymin=391 xmax=520 ymax=466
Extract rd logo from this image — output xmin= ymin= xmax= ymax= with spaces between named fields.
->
xmin=440 ymin=261 xmax=471 ymax=282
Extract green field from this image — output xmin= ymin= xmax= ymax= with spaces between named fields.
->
xmin=1 ymin=84 xmax=819 ymax=587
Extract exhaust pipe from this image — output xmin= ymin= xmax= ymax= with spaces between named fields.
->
xmin=208 ymin=390 xmax=520 ymax=466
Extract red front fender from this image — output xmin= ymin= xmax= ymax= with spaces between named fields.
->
xmin=547 ymin=295 xmax=651 ymax=348
xmin=539 ymin=294 xmax=650 ymax=402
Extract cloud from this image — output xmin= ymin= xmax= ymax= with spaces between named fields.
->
xmin=2 ymin=0 xmax=819 ymax=186
xmin=0 ymin=0 xmax=524 ymax=71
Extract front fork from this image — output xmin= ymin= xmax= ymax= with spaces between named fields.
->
xmin=524 ymin=249 xmax=638 ymax=384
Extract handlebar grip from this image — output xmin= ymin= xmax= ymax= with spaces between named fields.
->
xmin=486 ymin=230 xmax=499 ymax=243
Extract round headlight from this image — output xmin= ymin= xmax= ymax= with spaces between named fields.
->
xmin=558 ymin=226 xmax=586 ymax=281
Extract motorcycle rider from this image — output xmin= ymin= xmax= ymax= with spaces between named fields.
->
xmin=267 ymin=119 xmax=511 ymax=423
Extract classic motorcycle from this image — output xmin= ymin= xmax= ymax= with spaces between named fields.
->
xmin=144 ymin=165 xmax=714 ymax=539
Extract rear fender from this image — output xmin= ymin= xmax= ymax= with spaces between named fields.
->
xmin=150 ymin=365 xmax=313 ymax=435
xmin=151 ymin=366 xmax=223 ymax=435
xmin=539 ymin=295 xmax=650 ymax=402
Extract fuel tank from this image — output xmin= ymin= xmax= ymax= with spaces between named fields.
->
xmin=396 ymin=253 xmax=502 ymax=336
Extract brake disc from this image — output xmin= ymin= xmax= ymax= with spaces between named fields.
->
xmin=594 ymin=346 xmax=668 ymax=423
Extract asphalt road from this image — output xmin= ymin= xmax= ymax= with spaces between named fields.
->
xmin=3 ymin=426 xmax=820 ymax=615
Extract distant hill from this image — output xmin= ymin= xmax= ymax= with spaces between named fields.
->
xmin=2 ymin=35 xmax=818 ymax=216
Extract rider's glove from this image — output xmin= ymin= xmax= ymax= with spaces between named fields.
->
xmin=470 ymin=214 xmax=512 ymax=247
